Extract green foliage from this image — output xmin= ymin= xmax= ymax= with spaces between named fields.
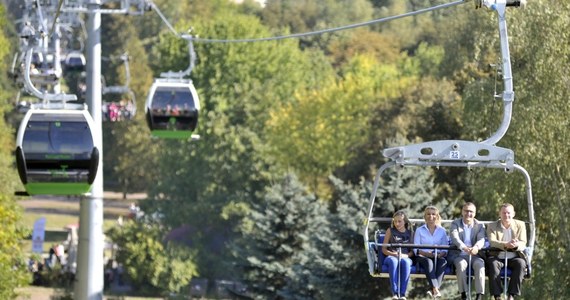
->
xmin=0 ymin=195 xmax=30 ymax=298
xmin=262 ymin=0 xmax=374 ymax=49
xmin=99 ymin=11 xmax=157 ymax=194
xmin=0 ymin=4 xmax=20 ymax=194
xmin=231 ymin=173 xmax=325 ymax=299
xmin=143 ymin=11 xmax=335 ymax=281
xmin=265 ymin=53 xmax=415 ymax=191
xmin=106 ymin=220 xmax=198 ymax=295
xmin=298 ymin=176 xmax=382 ymax=300
xmin=0 ymin=6 xmax=28 ymax=296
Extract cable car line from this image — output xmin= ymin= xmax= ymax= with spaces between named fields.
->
xmin=149 ymin=0 xmax=468 ymax=44
xmin=48 ymin=0 xmax=66 ymax=38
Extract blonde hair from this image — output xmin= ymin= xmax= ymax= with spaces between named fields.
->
xmin=392 ymin=210 xmax=410 ymax=230
xmin=424 ymin=205 xmax=442 ymax=226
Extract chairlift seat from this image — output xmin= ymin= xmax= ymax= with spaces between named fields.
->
xmin=375 ymin=234 xmax=419 ymax=275
xmin=371 ymin=229 xmax=521 ymax=280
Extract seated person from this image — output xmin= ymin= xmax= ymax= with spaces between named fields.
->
xmin=448 ymin=202 xmax=486 ymax=300
xmin=382 ymin=210 xmax=414 ymax=300
xmin=414 ymin=206 xmax=448 ymax=299
xmin=486 ymin=203 xmax=528 ymax=300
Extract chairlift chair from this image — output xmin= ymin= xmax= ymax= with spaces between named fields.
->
xmin=145 ymin=78 xmax=200 ymax=139
xmin=103 ymin=88 xmax=136 ymax=122
xmin=15 ymin=106 xmax=99 ymax=195
xmin=363 ymin=4 xmax=534 ymax=300
xmin=101 ymin=53 xmax=136 ymax=122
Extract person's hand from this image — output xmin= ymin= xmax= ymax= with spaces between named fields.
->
xmin=470 ymin=246 xmax=479 ymax=255
xmin=506 ymin=239 xmax=518 ymax=249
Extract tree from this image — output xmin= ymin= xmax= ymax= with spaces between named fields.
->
xmin=140 ymin=10 xmax=332 ymax=281
xmin=231 ymin=173 xmax=325 ymax=299
xmin=261 ymin=0 xmax=374 ymax=50
xmin=298 ymin=176 xmax=381 ymax=300
xmin=265 ymin=53 xmax=400 ymax=193
xmin=0 ymin=195 xmax=29 ymax=299
xmin=0 ymin=5 xmax=30 ymax=296
xmin=106 ymin=220 xmax=198 ymax=295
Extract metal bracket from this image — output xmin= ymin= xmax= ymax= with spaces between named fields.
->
xmin=383 ymin=140 xmax=514 ymax=170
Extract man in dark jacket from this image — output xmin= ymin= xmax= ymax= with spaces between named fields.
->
xmin=448 ymin=202 xmax=486 ymax=300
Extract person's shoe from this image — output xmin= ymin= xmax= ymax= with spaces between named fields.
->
xmin=494 ymin=296 xmax=502 ymax=300
xmin=475 ymin=294 xmax=484 ymax=300
xmin=392 ymin=296 xmax=399 ymax=300
xmin=461 ymin=292 xmax=467 ymax=300
xmin=508 ymin=295 xmax=515 ymax=300
xmin=434 ymin=290 xmax=442 ymax=299
xmin=427 ymin=290 xmax=433 ymax=299
xmin=400 ymin=297 xmax=407 ymax=300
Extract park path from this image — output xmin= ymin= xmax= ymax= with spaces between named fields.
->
xmin=18 ymin=192 xmax=147 ymax=219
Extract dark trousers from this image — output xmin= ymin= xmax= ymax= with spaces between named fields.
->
xmin=417 ymin=256 xmax=447 ymax=289
xmin=486 ymin=256 xmax=526 ymax=296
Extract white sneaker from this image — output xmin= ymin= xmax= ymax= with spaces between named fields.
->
xmin=427 ymin=290 xmax=434 ymax=298
xmin=392 ymin=296 xmax=399 ymax=300
xmin=434 ymin=291 xmax=442 ymax=299
xmin=400 ymin=297 xmax=407 ymax=300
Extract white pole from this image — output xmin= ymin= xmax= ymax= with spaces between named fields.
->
xmin=75 ymin=0 xmax=104 ymax=299
xmin=468 ymin=254 xmax=472 ymax=300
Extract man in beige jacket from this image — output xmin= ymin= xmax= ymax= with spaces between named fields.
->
xmin=486 ymin=203 xmax=528 ymax=300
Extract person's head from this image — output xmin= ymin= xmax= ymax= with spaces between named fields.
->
xmin=392 ymin=210 xmax=410 ymax=231
xmin=499 ymin=203 xmax=515 ymax=226
xmin=461 ymin=202 xmax=477 ymax=225
xmin=424 ymin=205 xmax=441 ymax=226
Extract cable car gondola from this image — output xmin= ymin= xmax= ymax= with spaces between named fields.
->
xmin=64 ymin=51 xmax=86 ymax=72
xmin=145 ymin=78 xmax=200 ymax=139
xmin=15 ymin=107 xmax=99 ymax=195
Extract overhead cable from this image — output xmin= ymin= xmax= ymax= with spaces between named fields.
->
xmin=151 ymin=0 xmax=467 ymax=43
xmin=49 ymin=0 xmax=66 ymax=38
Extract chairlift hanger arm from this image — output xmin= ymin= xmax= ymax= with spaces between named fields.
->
xmin=159 ymin=40 xmax=196 ymax=79
xmin=22 ymin=48 xmax=77 ymax=103
xmin=478 ymin=0 xmax=526 ymax=145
